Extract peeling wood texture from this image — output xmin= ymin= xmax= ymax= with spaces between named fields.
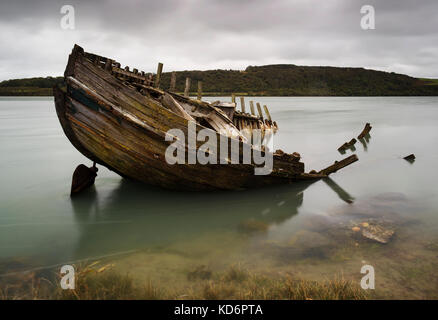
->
xmin=54 ymin=44 xmax=359 ymax=191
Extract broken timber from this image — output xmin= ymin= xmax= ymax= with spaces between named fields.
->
xmin=358 ymin=123 xmax=372 ymax=139
xmin=318 ymin=155 xmax=359 ymax=176
xmin=338 ymin=138 xmax=357 ymax=152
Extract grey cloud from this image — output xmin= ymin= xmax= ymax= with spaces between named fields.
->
xmin=0 ymin=0 xmax=437 ymax=81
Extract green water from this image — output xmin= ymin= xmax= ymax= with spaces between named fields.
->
xmin=1 ymin=96 xmax=438 ymax=298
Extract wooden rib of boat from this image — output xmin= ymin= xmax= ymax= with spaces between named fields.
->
xmin=54 ymin=44 xmax=358 ymax=191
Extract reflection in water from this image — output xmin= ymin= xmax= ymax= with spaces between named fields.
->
xmin=322 ymin=178 xmax=354 ymax=204
xmin=359 ymin=133 xmax=371 ymax=151
xmin=70 ymin=179 xmax=315 ymax=261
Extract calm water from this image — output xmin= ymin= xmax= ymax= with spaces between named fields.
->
xmin=1 ymin=96 xmax=438 ymax=298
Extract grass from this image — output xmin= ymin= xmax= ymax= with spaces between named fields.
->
xmin=0 ymin=262 xmax=369 ymax=300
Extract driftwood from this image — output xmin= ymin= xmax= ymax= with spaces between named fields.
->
xmin=318 ymin=154 xmax=359 ymax=175
xmin=358 ymin=123 xmax=372 ymax=139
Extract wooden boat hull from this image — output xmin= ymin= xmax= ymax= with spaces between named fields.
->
xmin=54 ymin=45 xmax=352 ymax=191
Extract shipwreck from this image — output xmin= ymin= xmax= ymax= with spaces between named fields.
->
xmin=54 ymin=44 xmax=358 ymax=194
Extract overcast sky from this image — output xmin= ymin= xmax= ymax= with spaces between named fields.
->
xmin=0 ymin=0 xmax=437 ymax=81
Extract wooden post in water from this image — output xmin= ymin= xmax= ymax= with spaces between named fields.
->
xmin=170 ymin=71 xmax=176 ymax=91
xmin=184 ymin=77 xmax=191 ymax=97
xmin=155 ymin=62 xmax=163 ymax=88
xmin=263 ymin=105 xmax=272 ymax=121
xmin=197 ymin=81 xmax=203 ymax=100
xmin=249 ymin=101 xmax=255 ymax=115
xmin=256 ymin=102 xmax=264 ymax=119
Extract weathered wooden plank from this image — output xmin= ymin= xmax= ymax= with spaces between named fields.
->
xmin=249 ymin=101 xmax=255 ymax=115
xmin=358 ymin=123 xmax=372 ymax=139
xmin=240 ymin=97 xmax=246 ymax=114
xmin=319 ymin=155 xmax=358 ymax=175
xmin=111 ymin=66 xmax=146 ymax=81
xmin=66 ymin=96 xmax=256 ymax=189
xmin=155 ymin=62 xmax=163 ymax=88
xmin=256 ymin=102 xmax=263 ymax=119
xmin=170 ymin=71 xmax=176 ymax=91
xmin=104 ymin=59 xmax=113 ymax=71
xmin=161 ymin=92 xmax=195 ymax=121
xmin=263 ymin=105 xmax=272 ymax=121
xmin=197 ymin=81 xmax=202 ymax=100
xmin=184 ymin=77 xmax=191 ymax=97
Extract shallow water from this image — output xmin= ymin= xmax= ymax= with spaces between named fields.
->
xmin=1 ymin=96 xmax=438 ymax=298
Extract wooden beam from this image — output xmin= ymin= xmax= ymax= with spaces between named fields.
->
xmin=155 ymin=62 xmax=163 ymax=88
xmin=358 ymin=123 xmax=372 ymax=139
xmin=112 ymin=67 xmax=145 ymax=81
xmin=197 ymin=81 xmax=202 ymax=100
xmin=231 ymin=93 xmax=236 ymax=104
xmin=319 ymin=155 xmax=358 ymax=175
xmin=249 ymin=101 xmax=255 ymax=115
xmin=170 ymin=71 xmax=176 ymax=92
xmin=184 ymin=77 xmax=191 ymax=97
xmin=104 ymin=59 xmax=113 ymax=71
xmin=337 ymin=138 xmax=357 ymax=152
xmin=240 ymin=97 xmax=246 ymax=114
xmin=256 ymin=102 xmax=263 ymax=119
xmin=263 ymin=105 xmax=272 ymax=121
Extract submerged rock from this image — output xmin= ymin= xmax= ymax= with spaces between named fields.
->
xmin=361 ymin=223 xmax=395 ymax=244
xmin=237 ymin=219 xmax=269 ymax=234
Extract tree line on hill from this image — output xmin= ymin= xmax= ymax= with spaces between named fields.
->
xmin=1 ymin=65 xmax=437 ymax=96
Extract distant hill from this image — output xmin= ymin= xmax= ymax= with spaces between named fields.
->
xmin=1 ymin=66 xmax=438 ymax=96
xmin=0 ymin=77 xmax=64 ymax=96
xmin=159 ymin=65 xmax=438 ymax=96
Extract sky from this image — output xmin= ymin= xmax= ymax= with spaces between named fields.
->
xmin=0 ymin=0 xmax=437 ymax=81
